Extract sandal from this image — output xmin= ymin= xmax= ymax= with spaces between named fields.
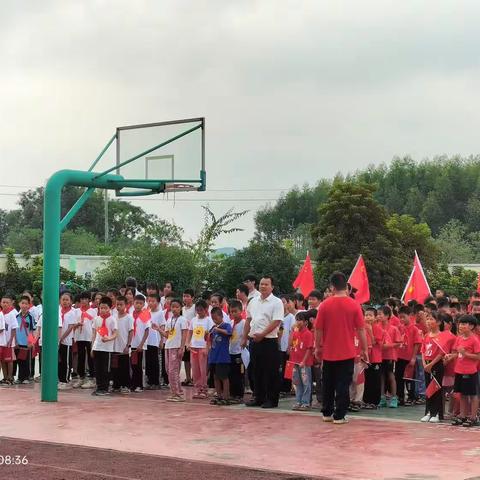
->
xmin=210 ymin=398 xmax=220 ymax=405
xmin=451 ymin=417 xmax=465 ymax=426
xmin=462 ymin=418 xmax=478 ymax=427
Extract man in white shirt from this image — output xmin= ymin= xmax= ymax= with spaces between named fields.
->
xmin=243 ymin=275 xmax=260 ymax=301
xmin=242 ymin=276 xmax=283 ymax=408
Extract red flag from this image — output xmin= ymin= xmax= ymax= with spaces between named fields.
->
xmin=348 ymin=255 xmax=370 ymax=304
xmin=403 ymin=363 xmax=415 ymax=380
xmin=477 ymin=273 xmax=480 ymax=293
xmin=284 ymin=360 xmax=295 ymax=379
xmin=401 ymin=251 xmax=431 ymax=304
xmin=292 ymin=253 xmax=315 ymax=296
xmin=27 ymin=333 xmax=37 ymax=345
xmin=425 ymin=376 xmax=441 ymax=398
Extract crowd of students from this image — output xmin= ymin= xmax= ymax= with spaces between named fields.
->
xmin=0 ymin=275 xmax=479 ymax=427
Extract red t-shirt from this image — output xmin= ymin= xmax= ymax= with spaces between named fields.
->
xmin=315 ymin=296 xmax=364 ymax=361
xmin=397 ymin=323 xmax=422 ymax=361
xmin=381 ymin=323 xmax=401 ymax=361
xmin=389 ymin=315 xmax=400 ymax=327
xmin=454 ymin=335 xmax=480 ymax=375
xmin=439 ymin=330 xmax=457 ymax=376
xmin=421 ymin=333 xmax=443 ymax=361
xmin=368 ymin=322 xmax=384 ymax=364
xmin=290 ymin=328 xmax=314 ymax=366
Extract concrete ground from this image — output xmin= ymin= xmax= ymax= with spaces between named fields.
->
xmin=0 ymin=384 xmax=479 ymax=480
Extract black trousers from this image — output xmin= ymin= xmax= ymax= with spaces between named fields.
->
xmin=229 ymin=353 xmax=244 ymax=398
xmin=161 ymin=347 xmax=169 ymax=385
xmin=112 ymin=353 xmax=131 ymax=389
xmin=145 ymin=345 xmax=160 ymax=386
xmin=425 ymin=361 xmax=444 ymax=418
xmin=322 ymin=358 xmax=354 ymax=420
xmin=38 ymin=346 xmax=42 ymax=375
xmin=247 ymin=340 xmax=255 ymax=393
xmin=58 ymin=344 xmax=72 ymax=383
xmin=76 ymin=341 xmax=94 ymax=378
xmin=363 ymin=362 xmax=381 ymax=405
xmin=312 ymin=364 xmax=322 ymax=402
xmin=279 ymin=351 xmax=292 ymax=393
xmin=14 ymin=346 xmax=30 ymax=382
xmin=131 ymin=348 xmax=144 ymax=390
xmin=250 ymin=338 xmax=280 ymax=406
xmin=94 ymin=350 xmax=110 ymax=392
xmin=395 ymin=359 xmax=417 ymax=403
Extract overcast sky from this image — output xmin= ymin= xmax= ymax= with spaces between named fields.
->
xmin=2 ymin=1 xmax=480 ymax=248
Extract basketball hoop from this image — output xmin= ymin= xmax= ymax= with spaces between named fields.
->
xmin=163 ymin=183 xmax=198 ymax=193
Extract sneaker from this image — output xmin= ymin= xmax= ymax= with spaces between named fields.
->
xmin=462 ymin=418 xmax=479 ymax=428
xmin=81 ymin=379 xmax=96 ymax=389
xmin=13 ymin=379 xmax=23 ymax=385
xmin=120 ymin=387 xmax=131 ymax=394
xmin=388 ymin=396 xmax=399 ymax=408
xmin=92 ymin=390 xmax=110 ymax=396
xmin=58 ymin=382 xmax=72 ymax=390
xmin=192 ymin=393 xmax=204 ymax=399
xmin=133 ymin=387 xmax=143 ymax=393
xmin=429 ymin=414 xmax=440 ymax=423
xmin=420 ymin=414 xmax=431 ymax=422
xmin=34 ymin=376 xmax=41 ymax=383
xmin=21 ymin=380 xmax=32 ymax=385
xmin=72 ymin=379 xmax=84 ymax=389
xmin=299 ymin=405 xmax=311 ymax=411
xmin=112 ymin=388 xmax=121 ymax=393
xmin=378 ymin=396 xmax=387 ymax=408
xmin=292 ymin=403 xmax=302 ymax=411
xmin=333 ymin=418 xmax=349 ymax=424
xmin=322 ymin=415 xmax=334 ymax=422
xmin=451 ymin=417 xmax=466 ymax=426
xmin=174 ymin=395 xmax=186 ymax=402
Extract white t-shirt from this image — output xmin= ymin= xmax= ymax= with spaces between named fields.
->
xmin=229 ymin=319 xmax=245 ymax=355
xmin=73 ymin=307 xmax=96 ymax=342
xmin=0 ymin=312 xmax=6 ymax=347
xmin=208 ymin=306 xmax=232 ymax=325
xmin=35 ymin=313 xmax=62 ymax=347
xmin=182 ymin=305 xmax=196 ymax=324
xmin=165 ymin=315 xmax=187 ymax=349
xmin=248 ymin=289 xmax=261 ymax=301
xmin=280 ymin=313 xmax=295 ymax=352
xmin=147 ymin=309 xmax=166 ymax=347
xmin=114 ymin=313 xmax=134 ymax=353
xmin=59 ymin=307 xmax=77 ymax=346
xmin=92 ymin=315 xmax=118 ymax=352
xmin=189 ymin=316 xmax=214 ymax=349
xmin=247 ymin=294 xmax=284 ymax=339
xmin=131 ymin=312 xmax=151 ymax=350
xmin=3 ymin=309 xmax=18 ymax=346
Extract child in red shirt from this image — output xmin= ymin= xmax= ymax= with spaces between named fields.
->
xmin=288 ymin=311 xmax=314 ymax=411
xmin=363 ymin=307 xmax=382 ymax=408
xmin=378 ymin=306 xmax=401 ymax=408
xmin=396 ymin=306 xmax=422 ymax=406
xmin=446 ymin=315 xmax=480 ymax=427
xmin=438 ymin=314 xmax=458 ymax=418
xmin=420 ymin=312 xmax=445 ymax=423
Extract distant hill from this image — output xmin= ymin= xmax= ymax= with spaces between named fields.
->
xmin=214 ymin=247 xmax=237 ymax=257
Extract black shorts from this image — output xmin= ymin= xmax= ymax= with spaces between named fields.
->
xmin=182 ymin=349 xmax=191 ymax=362
xmin=454 ymin=373 xmax=480 ymax=396
xmin=210 ymin=363 xmax=230 ymax=380
xmin=381 ymin=360 xmax=395 ymax=374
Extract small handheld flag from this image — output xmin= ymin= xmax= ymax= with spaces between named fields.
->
xmin=425 ymin=376 xmax=441 ymax=399
xmin=284 ymin=360 xmax=295 ymax=379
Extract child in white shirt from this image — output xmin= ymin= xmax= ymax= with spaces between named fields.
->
xmin=58 ymin=292 xmax=77 ymax=390
xmin=130 ymin=295 xmax=151 ymax=392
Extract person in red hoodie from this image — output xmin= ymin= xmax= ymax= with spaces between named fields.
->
xmin=446 ymin=315 xmax=480 ymax=427
xmin=395 ymin=306 xmax=422 ymax=406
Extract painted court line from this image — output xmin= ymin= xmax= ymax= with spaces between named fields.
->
xmin=27 ymin=463 xmax=138 ymax=480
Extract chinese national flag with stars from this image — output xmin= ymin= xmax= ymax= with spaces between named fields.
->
xmin=402 ymin=251 xmax=431 ymax=304
xmin=293 ymin=253 xmax=315 ymax=296
xmin=348 ymin=255 xmax=370 ymax=304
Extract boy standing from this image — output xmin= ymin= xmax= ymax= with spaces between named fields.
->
xmin=131 ymin=295 xmax=151 ymax=392
xmin=279 ymin=295 xmax=295 ymax=395
xmin=181 ymin=289 xmax=196 ymax=387
xmin=91 ymin=296 xmax=118 ymax=396
xmin=229 ymin=300 xmax=246 ymax=402
xmin=209 ymin=307 xmax=232 ymax=405
xmin=1 ymin=294 xmax=17 ymax=385
xmin=146 ymin=293 xmax=165 ymax=390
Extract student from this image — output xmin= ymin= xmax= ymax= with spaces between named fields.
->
xmin=58 ymin=292 xmax=77 ymax=390
xmin=0 ymin=310 xmax=6 ymax=381
xmin=0 ymin=295 xmax=17 ymax=385
xmin=307 ymin=290 xmax=323 ymax=310
xmin=124 ymin=288 xmax=135 ymax=315
xmin=145 ymin=293 xmax=165 ymax=390
xmin=210 ymin=293 xmax=232 ymax=324
xmin=91 ymin=296 xmax=118 ymax=396
xmin=131 ymin=295 xmax=151 ymax=392
xmin=14 ymin=295 xmax=36 ymax=384
xmin=439 ymin=314 xmax=458 ymax=418
xmin=420 ymin=312 xmax=445 ymax=423
xmin=208 ymin=306 xmax=233 ymax=405
xmin=112 ymin=295 xmax=134 ymax=394
xmin=72 ymin=292 xmax=96 ymax=389
xmin=293 ymin=293 xmax=306 ymax=312
xmin=181 ymin=289 xmax=196 ymax=387
xmin=243 ymin=274 xmax=260 ymax=300
xmin=106 ymin=289 xmax=119 ymax=317
xmin=146 ymin=282 xmax=160 ymax=296
xmin=363 ymin=307 xmax=382 ymax=408
xmin=289 ymin=311 xmax=314 ymax=411
xmin=228 ymin=299 xmax=246 ymax=402
xmin=395 ymin=306 xmax=422 ymax=406
xmin=378 ymin=306 xmax=401 ymax=408
xmin=448 ymin=315 xmax=480 ymax=427
xmin=34 ymin=311 xmax=62 ymax=382
xmin=235 ymin=284 xmax=249 ymax=315
xmin=161 ymin=298 xmax=188 ymax=401
xmin=279 ymin=295 xmax=295 ymax=395
xmin=161 ymin=282 xmax=174 ymax=308
xmin=187 ymin=299 xmax=213 ymax=399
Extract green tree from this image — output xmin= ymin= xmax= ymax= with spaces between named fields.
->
xmin=434 ymin=220 xmax=474 ymax=263
xmin=5 ymin=227 xmax=43 ymax=254
xmin=312 ymin=182 xmax=405 ymax=300
xmin=429 ymin=265 xmax=477 ymax=300
xmin=61 ymin=228 xmax=103 ymax=255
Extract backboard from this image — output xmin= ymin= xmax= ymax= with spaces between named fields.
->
xmin=114 ymin=117 xmax=205 ymax=196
